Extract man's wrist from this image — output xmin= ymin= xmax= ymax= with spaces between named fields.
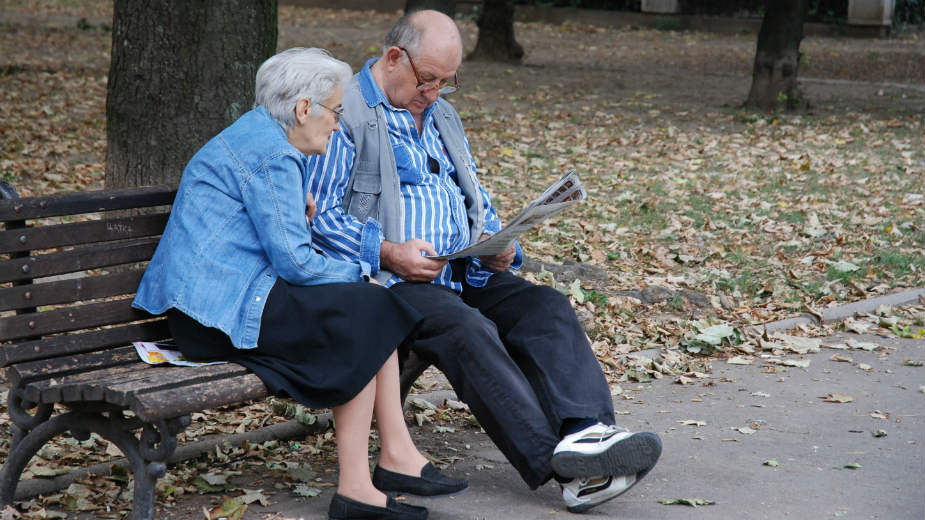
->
xmin=379 ymin=240 xmax=396 ymax=272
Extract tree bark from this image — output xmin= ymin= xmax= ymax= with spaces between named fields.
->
xmin=744 ymin=0 xmax=810 ymax=111
xmin=405 ymin=0 xmax=455 ymax=17
xmin=468 ymin=0 xmax=524 ymax=63
xmin=106 ymin=0 xmax=278 ymax=189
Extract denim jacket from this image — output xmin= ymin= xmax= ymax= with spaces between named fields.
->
xmin=133 ymin=107 xmax=370 ymax=349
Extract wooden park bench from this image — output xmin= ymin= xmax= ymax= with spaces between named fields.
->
xmin=0 ymin=184 xmax=432 ymax=520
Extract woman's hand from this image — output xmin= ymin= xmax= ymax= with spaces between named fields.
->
xmin=305 ymin=192 xmax=317 ymax=221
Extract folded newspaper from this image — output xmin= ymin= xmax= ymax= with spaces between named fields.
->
xmin=429 ymin=169 xmax=587 ymax=260
xmin=133 ymin=341 xmax=226 ymax=367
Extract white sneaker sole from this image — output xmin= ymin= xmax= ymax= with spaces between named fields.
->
xmin=552 ymin=431 xmax=662 ymax=479
xmin=564 ymin=467 xmax=653 ymax=514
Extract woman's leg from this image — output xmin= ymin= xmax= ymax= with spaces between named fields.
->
xmin=374 ymin=351 xmax=430 ymax=475
xmin=332 ymin=376 xmax=388 ymax=506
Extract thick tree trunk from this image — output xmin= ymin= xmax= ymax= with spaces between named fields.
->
xmin=468 ymin=0 xmax=524 ymax=63
xmin=405 ymin=0 xmax=455 ymax=17
xmin=745 ymin=0 xmax=810 ymax=111
xmin=105 ymin=0 xmax=278 ymax=189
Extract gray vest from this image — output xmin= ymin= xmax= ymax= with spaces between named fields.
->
xmin=339 ymin=75 xmax=487 ymax=282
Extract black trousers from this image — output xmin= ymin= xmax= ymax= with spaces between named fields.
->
xmin=390 ymin=269 xmax=615 ymax=489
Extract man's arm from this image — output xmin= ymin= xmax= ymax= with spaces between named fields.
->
xmin=308 ymin=129 xmax=446 ymax=281
xmin=308 ymin=130 xmax=385 ymax=272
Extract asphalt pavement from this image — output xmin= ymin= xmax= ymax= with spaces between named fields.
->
xmin=258 ymin=329 xmax=923 ymax=520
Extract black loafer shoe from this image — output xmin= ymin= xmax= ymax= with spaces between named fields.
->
xmin=328 ymin=493 xmax=428 ymax=520
xmin=373 ymin=462 xmax=469 ymax=497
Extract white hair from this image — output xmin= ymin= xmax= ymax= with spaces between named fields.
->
xmin=255 ymin=48 xmax=352 ymax=132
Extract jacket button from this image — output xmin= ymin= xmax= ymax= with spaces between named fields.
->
xmin=255 ymin=297 xmax=261 ymax=302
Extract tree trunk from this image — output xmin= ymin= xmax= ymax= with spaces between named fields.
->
xmin=744 ymin=0 xmax=810 ymax=111
xmin=405 ymin=0 xmax=455 ymax=17
xmin=106 ymin=0 xmax=278 ymax=189
xmin=468 ymin=0 xmax=524 ymax=63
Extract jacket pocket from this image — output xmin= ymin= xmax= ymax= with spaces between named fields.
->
xmin=346 ymin=164 xmax=381 ymax=222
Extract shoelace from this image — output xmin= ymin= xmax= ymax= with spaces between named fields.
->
xmin=593 ymin=425 xmax=626 ymax=444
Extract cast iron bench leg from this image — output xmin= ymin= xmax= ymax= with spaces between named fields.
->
xmin=0 ymin=411 xmax=188 ymax=520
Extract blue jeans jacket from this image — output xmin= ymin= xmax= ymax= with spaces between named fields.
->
xmin=133 ymin=107 xmax=370 ymax=349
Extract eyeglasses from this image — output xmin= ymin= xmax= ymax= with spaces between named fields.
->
xmin=316 ymin=102 xmax=344 ymax=123
xmin=398 ymin=47 xmax=459 ymax=95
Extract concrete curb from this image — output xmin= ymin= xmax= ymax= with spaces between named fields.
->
xmin=747 ymin=287 xmax=925 ymax=334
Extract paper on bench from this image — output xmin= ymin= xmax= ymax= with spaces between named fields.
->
xmin=428 ymin=170 xmax=587 ymax=260
xmin=133 ymin=341 xmax=227 ymax=367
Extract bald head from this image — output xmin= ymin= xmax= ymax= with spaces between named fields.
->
xmin=384 ymin=9 xmax=462 ymax=60
xmin=374 ymin=9 xmax=463 ymax=123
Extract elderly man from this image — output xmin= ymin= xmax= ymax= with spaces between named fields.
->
xmin=308 ymin=10 xmax=661 ymax=513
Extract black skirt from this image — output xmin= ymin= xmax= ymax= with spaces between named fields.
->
xmin=167 ymin=279 xmax=422 ymax=409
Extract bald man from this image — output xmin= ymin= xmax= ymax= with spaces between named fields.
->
xmin=308 ymin=10 xmax=661 ymax=514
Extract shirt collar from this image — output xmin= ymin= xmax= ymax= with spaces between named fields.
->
xmin=358 ymin=58 xmax=438 ymax=123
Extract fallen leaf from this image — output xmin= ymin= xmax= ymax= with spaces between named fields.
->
xmin=292 ymin=485 xmax=322 ymax=498
xmin=822 ymin=393 xmax=854 ymax=403
xmin=677 ymin=420 xmax=706 ymax=426
xmin=763 ymin=459 xmax=779 ymax=467
xmin=841 ymin=463 xmax=862 ymax=470
xmin=872 ymin=430 xmax=887 ymax=438
xmin=734 ymin=426 xmax=756 ymax=434
xmin=831 ymin=354 xmax=853 ymax=363
xmin=845 ymin=339 xmax=878 ymax=351
xmin=206 ymin=498 xmax=246 ymax=520
xmin=658 ymin=498 xmax=716 ymax=507
xmin=410 ymin=397 xmax=437 ymax=411
xmin=727 ymin=356 xmax=753 ymax=365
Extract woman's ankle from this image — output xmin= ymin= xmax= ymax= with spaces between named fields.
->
xmin=336 ymin=483 xmax=387 ymax=507
xmin=378 ymin=450 xmax=429 ymax=476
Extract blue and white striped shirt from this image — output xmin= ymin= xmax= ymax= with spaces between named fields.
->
xmin=307 ymin=58 xmax=521 ymax=292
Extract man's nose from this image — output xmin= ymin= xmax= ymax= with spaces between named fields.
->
xmin=423 ymin=88 xmax=440 ymax=103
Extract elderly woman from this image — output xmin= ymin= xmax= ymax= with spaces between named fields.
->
xmin=132 ymin=48 xmax=465 ymax=520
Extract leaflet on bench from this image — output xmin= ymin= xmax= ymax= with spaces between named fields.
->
xmin=428 ymin=170 xmax=587 ymax=260
xmin=133 ymin=341 xmax=227 ymax=367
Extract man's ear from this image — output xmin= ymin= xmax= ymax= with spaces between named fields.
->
xmin=295 ymin=98 xmax=312 ymax=124
xmin=384 ymin=46 xmax=403 ymax=69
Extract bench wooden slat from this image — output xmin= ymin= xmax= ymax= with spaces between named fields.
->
xmin=0 ymin=213 xmax=169 ymax=254
xmin=0 ymin=299 xmax=147 ymax=342
xmin=0 ymin=270 xmax=145 ymax=313
xmin=0 ymin=238 xmax=159 ymax=284
xmin=23 ymin=362 xmax=152 ymax=403
xmin=6 ymin=345 xmax=140 ymax=386
xmin=131 ymin=373 xmax=268 ymax=423
xmin=0 ymin=186 xmax=175 ymax=221
xmin=103 ymin=363 xmax=251 ymax=407
xmin=0 ymin=320 xmax=169 ymax=368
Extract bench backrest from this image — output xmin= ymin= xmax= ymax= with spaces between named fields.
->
xmin=0 ymin=185 xmax=176 ymax=370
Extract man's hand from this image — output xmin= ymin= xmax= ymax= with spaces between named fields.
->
xmin=305 ymin=193 xmax=317 ymax=222
xmin=478 ymin=234 xmax=515 ymax=272
xmin=380 ymin=239 xmax=447 ymax=282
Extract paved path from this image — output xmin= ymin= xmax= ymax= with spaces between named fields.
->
xmin=245 ymin=331 xmax=923 ymax=519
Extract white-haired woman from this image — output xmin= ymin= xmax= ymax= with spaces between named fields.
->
xmin=133 ymin=48 xmax=465 ymax=520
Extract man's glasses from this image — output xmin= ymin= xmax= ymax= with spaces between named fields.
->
xmin=398 ymin=47 xmax=459 ymax=95
xmin=317 ymin=102 xmax=344 ymax=123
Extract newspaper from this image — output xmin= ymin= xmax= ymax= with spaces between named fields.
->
xmin=429 ymin=170 xmax=587 ymax=260
xmin=133 ymin=341 xmax=227 ymax=367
